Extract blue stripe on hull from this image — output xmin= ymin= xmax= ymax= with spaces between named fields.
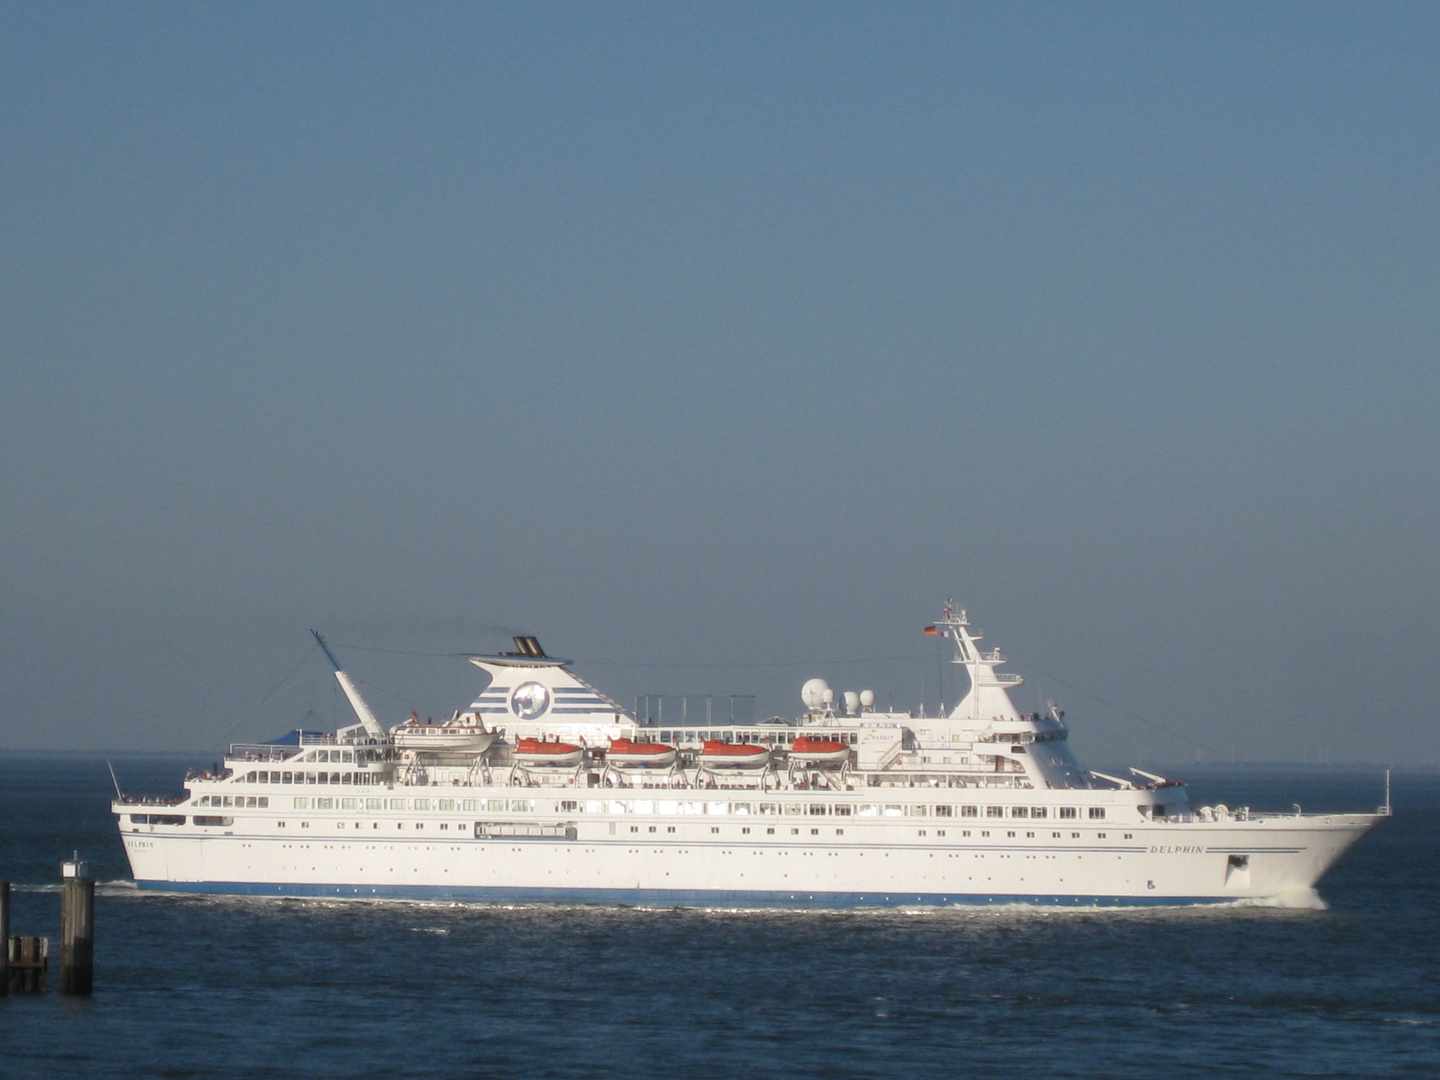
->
xmin=134 ymin=881 xmax=1229 ymax=908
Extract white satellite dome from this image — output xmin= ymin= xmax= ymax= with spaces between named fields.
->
xmin=801 ymin=678 xmax=831 ymax=710
xmin=859 ymin=689 xmax=876 ymax=710
xmin=843 ymin=691 xmax=861 ymax=716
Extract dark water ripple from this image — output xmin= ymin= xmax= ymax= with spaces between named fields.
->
xmin=1 ymin=758 xmax=1436 ymax=1079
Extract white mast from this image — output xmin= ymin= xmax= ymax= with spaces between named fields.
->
xmin=935 ymin=603 xmax=1026 ymax=722
xmin=311 ymin=631 xmax=388 ymax=740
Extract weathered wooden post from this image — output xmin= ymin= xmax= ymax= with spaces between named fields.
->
xmin=60 ymin=856 xmax=94 ymax=995
xmin=0 ymin=879 xmax=9 ymax=996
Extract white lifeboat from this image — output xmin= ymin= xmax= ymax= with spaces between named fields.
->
xmin=513 ymin=738 xmax=585 ymax=768
xmin=606 ymin=738 xmax=678 ymax=769
xmin=698 ymin=740 xmax=770 ymax=770
xmin=391 ymin=711 xmax=497 ymax=754
xmin=787 ymin=736 xmax=850 ymax=766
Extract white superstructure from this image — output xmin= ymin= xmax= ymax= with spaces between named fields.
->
xmin=114 ymin=608 xmax=1384 ymax=907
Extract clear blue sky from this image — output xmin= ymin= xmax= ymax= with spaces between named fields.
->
xmin=2 ymin=2 xmax=1436 ymax=768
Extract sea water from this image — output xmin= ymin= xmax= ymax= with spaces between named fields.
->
xmin=0 ymin=757 xmax=1435 ymax=1079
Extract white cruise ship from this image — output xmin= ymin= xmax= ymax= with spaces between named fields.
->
xmin=114 ymin=606 xmax=1385 ymax=907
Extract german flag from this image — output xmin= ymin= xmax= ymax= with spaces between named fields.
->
xmin=923 ymin=625 xmax=938 ymax=635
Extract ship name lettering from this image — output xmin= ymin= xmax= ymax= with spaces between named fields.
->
xmin=1149 ymin=845 xmax=1203 ymax=854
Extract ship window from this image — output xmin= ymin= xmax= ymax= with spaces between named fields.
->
xmin=463 ymin=800 xmax=479 ymax=811
xmin=282 ymin=772 xmax=292 ymax=784
xmin=791 ymin=828 xmax=799 ymax=835
xmin=1124 ymin=833 xmax=1133 ymax=839
xmin=1098 ymin=832 xmax=1106 ymax=838
xmin=1071 ymin=832 xmax=1080 ymax=838
xmin=1088 ymin=808 xmax=1106 ymax=820
xmin=918 ymin=829 xmax=926 ymax=836
xmin=1007 ymin=831 xmax=1016 ymax=838
xmin=630 ymin=826 xmax=638 ymax=833
xmin=486 ymin=799 xmax=506 ymax=812
xmin=833 ymin=804 xmax=851 ymax=817
xmin=741 ymin=827 xmax=750 ymax=834
xmin=711 ymin=827 xmax=719 ymax=834
xmin=342 ymin=751 xmax=353 ymax=763
xmin=960 ymin=806 xmax=978 ymax=818
xmin=1031 ymin=807 xmax=1046 ymax=819
xmin=307 ymin=772 xmax=317 ymax=784
xmin=1026 ymin=831 xmax=1035 ymax=838
xmin=836 ymin=828 xmax=844 ymax=835
xmin=856 ymin=805 xmax=877 ymax=817
xmin=330 ymin=772 xmax=340 ymax=784
xmin=809 ymin=804 xmax=828 ymax=816
xmin=784 ymin=804 xmax=803 ymax=816
xmin=731 ymin=803 xmax=750 ymax=815
xmin=766 ymin=827 xmax=774 ymax=834
xmin=413 ymin=799 xmax=431 ymax=811
xmin=935 ymin=805 xmax=953 ymax=817
xmin=511 ymin=800 xmax=535 ymax=812
xmin=389 ymin=799 xmax=408 ymax=810
xmin=246 ymin=771 xmax=256 ymax=783
xmin=708 ymin=802 xmax=729 ymax=816
xmin=1012 ymin=807 xmax=1028 ymax=818
xmin=293 ymin=797 xmax=310 ymax=809
xmin=560 ymin=801 xmax=578 ymax=812
xmin=246 ymin=797 xmax=257 ymax=808
xmin=340 ymin=798 xmax=356 ymax=810
xmin=981 ymin=831 xmax=990 ymax=837
xmin=811 ymin=828 xmax=819 ymax=835
xmin=342 ymin=773 xmax=352 ymax=785
xmin=962 ymin=830 xmax=971 ymax=837
xmin=986 ymin=806 xmax=1004 ymax=818
xmin=883 ymin=805 xmax=903 ymax=817
xmin=758 ymin=803 xmax=778 ymax=815
xmin=667 ymin=826 xmax=676 ymax=833
xmin=366 ymin=798 xmax=382 ymax=810
xmin=316 ymin=797 xmax=334 ymax=810
xmin=936 ymin=830 xmax=945 ymax=837
xmin=1059 ymin=807 xmax=1078 ymax=820
xmin=439 ymin=799 xmax=455 ymax=811
xmin=193 ymin=816 xmax=232 ymax=826
xmin=650 ymin=826 xmax=657 ymax=833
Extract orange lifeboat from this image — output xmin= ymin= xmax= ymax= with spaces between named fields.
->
xmin=698 ymin=740 xmax=770 ymax=769
xmin=513 ymin=738 xmax=585 ymax=768
xmin=606 ymin=738 xmax=678 ymax=769
xmin=788 ymin=736 xmax=851 ymax=766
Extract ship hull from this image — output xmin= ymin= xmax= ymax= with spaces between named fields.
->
xmin=119 ymin=810 xmax=1378 ymax=907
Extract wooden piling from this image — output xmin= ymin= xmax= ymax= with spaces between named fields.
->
xmin=0 ymin=880 xmax=8 ymax=996
xmin=60 ymin=861 xmax=94 ymax=995
xmin=7 ymin=937 xmax=47 ymax=993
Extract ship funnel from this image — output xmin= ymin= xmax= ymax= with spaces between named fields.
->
xmin=512 ymin=635 xmax=547 ymax=658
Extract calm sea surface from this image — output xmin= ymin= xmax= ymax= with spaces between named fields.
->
xmin=0 ymin=756 xmax=1435 ymax=1079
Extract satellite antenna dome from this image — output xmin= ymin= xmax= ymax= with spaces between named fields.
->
xmin=859 ymin=690 xmax=876 ymax=709
xmin=822 ymin=687 xmax=835 ymax=705
xmin=801 ymin=678 xmax=830 ymax=710
xmin=843 ymin=691 xmax=861 ymax=716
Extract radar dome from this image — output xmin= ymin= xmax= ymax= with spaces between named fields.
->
xmin=859 ymin=690 xmax=876 ymax=710
xmin=843 ymin=691 xmax=860 ymax=716
xmin=801 ymin=678 xmax=830 ymax=710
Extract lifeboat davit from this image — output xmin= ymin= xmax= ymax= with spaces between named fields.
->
xmin=606 ymin=738 xmax=678 ymax=769
xmin=513 ymin=738 xmax=585 ymax=768
xmin=788 ymin=736 xmax=850 ymax=766
xmin=698 ymin=740 xmax=770 ymax=769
